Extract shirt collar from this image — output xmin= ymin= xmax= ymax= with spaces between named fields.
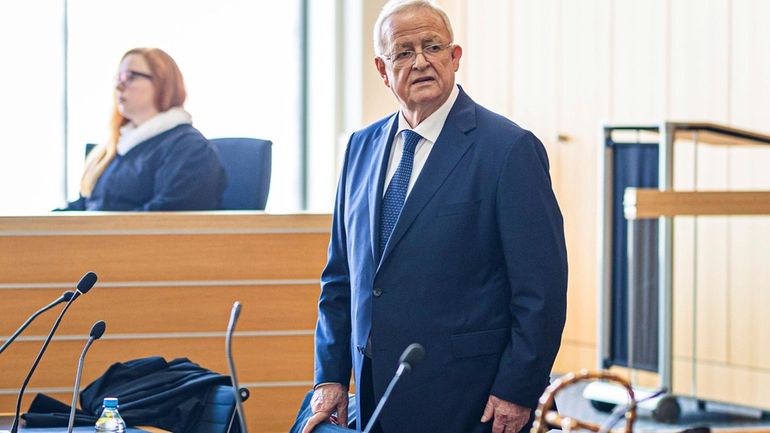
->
xmin=396 ymin=84 xmax=459 ymax=142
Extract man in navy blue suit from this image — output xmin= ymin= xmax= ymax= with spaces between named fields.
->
xmin=303 ymin=1 xmax=568 ymax=432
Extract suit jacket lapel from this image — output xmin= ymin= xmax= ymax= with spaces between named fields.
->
xmin=369 ymin=115 xmax=400 ymax=265
xmin=378 ymin=88 xmax=478 ymax=270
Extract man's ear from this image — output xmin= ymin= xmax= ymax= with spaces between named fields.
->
xmin=450 ymin=44 xmax=463 ymax=72
xmin=374 ymin=57 xmax=391 ymax=88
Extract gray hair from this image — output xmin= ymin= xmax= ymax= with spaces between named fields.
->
xmin=373 ymin=0 xmax=454 ymax=56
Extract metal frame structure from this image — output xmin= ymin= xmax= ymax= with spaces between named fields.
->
xmin=590 ymin=121 xmax=770 ymax=421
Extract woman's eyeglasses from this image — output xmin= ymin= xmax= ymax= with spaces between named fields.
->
xmin=115 ymin=70 xmax=153 ymax=88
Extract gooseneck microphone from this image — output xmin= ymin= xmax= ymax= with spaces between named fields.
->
xmin=226 ymin=301 xmax=248 ymax=433
xmin=363 ymin=343 xmax=425 ymax=433
xmin=0 ymin=291 xmax=76 ymax=355
xmin=10 ymin=271 xmax=97 ymax=433
xmin=67 ymin=320 xmax=106 ymax=433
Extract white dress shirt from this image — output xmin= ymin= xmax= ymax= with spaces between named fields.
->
xmin=383 ymin=85 xmax=460 ymax=197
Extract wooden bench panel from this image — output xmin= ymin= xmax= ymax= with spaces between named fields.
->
xmin=0 ymin=336 xmax=314 ymax=390
xmin=0 ymin=213 xmax=331 ymax=431
xmin=0 ymin=233 xmax=329 ymax=283
xmin=0 ymin=284 xmax=319 ymax=336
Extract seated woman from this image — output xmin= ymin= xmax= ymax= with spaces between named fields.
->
xmin=66 ymin=47 xmax=226 ymax=211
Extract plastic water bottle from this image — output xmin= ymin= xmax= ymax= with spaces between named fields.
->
xmin=95 ymin=397 xmax=126 ymax=433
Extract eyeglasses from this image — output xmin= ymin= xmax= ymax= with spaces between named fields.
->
xmin=115 ymin=70 xmax=153 ymax=88
xmin=381 ymin=43 xmax=453 ymax=67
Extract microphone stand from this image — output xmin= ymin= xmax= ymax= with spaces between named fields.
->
xmin=226 ymin=301 xmax=248 ymax=433
xmin=67 ymin=321 xmax=106 ymax=433
xmin=0 ymin=291 xmax=74 ymax=355
xmin=10 ymin=271 xmax=97 ymax=433
xmin=362 ymin=343 xmax=424 ymax=433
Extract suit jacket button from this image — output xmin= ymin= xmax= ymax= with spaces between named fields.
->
xmin=373 ymin=288 xmax=383 ymax=297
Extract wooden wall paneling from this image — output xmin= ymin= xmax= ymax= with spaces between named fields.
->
xmin=669 ymin=0 xmax=731 ymax=401
xmin=0 ymin=233 xmax=329 ymax=284
xmin=727 ymin=0 xmax=770 ymax=372
xmin=507 ymin=0 xmax=570 ymax=370
xmin=727 ymin=144 xmax=770 ymax=371
xmin=693 ymin=143 xmax=730 ymax=366
xmin=0 ymin=336 xmax=314 ymax=390
xmin=510 ymin=0 xmax=560 ymax=188
xmin=555 ymin=0 xmax=611 ymax=368
xmin=246 ymin=386 xmax=314 ymax=433
xmin=360 ymin=0 xmax=397 ymax=125
xmin=552 ymin=342 xmax=595 ymax=375
xmin=0 ymin=284 xmax=320 ymax=336
xmin=0 ymin=213 xmax=330 ymax=431
xmin=672 ymin=213 xmax=695 ymax=378
xmin=674 ymin=359 xmax=770 ymax=409
xmin=671 ymin=140 xmax=696 ymax=392
xmin=668 ymin=0 xmax=729 ymax=121
xmin=729 ymin=0 xmax=770 ymax=134
xmin=436 ymin=0 xmax=467 ymax=83
xmin=610 ymin=0 xmax=670 ymax=385
xmin=458 ymin=0 xmax=513 ymax=118
xmin=0 ymin=212 xmax=331 ymax=233
xmin=728 ymin=214 xmax=770 ymax=370
xmin=611 ymin=0 xmax=668 ymax=123
xmin=673 ymin=356 xmax=697 ymax=399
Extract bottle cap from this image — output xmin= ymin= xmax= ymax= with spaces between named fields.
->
xmin=103 ymin=397 xmax=119 ymax=408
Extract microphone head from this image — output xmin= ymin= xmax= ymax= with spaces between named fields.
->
xmin=61 ymin=291 xmax=76 ymax=302
xmin=231 ymin=301 xmax=242 ymax=322
xmin=399 ymin=343 xmax=425 ymax=369
xmin=76 ymin=272 xmax=98 ymax=294
xmin=89 ymin=321 xmax=106 ymax=339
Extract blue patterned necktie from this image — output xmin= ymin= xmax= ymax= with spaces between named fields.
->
xmin=379 ymin=130 xmax=422 ymax=257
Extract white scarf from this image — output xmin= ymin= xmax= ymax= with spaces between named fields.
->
xmin=116 ymin=107 xmax=193 ymax=155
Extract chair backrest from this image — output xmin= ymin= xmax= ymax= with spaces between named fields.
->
xmin=190 ymin=385 xmax=249 ymax=433
xmin=210 ymin=138 xmax=272 ymax=210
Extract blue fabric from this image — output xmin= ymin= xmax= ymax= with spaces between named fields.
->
xmin=66 ymin=124 xmax=226 ymax=211
xmin=314 ymin=86 xmax=568 ymax=433
xmin=609 ymin=142 xmax=659 ymax=371
xmin=23 ymin=357 xmax=231 ymax=433
xmin=209 ymin=138 xmax=272 ymax=210
xmin=288 ymin=391 xmax=357 ymax=433
xmin=189 ymin=385 xmax=240 ymax=433
xmin=379 ymin=130 xmax=421 ymax=257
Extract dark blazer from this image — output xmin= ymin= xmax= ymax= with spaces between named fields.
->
xmin=66 ymin=124 xmax=226 ymax=211
xmin=23 ymin=357 xmax=233 ymax=433
xmin=314 ymin=87 xmax=568 ymax=433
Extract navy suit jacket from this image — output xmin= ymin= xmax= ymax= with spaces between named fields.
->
xmin=314 ymin=87 xmax=568 ymax=433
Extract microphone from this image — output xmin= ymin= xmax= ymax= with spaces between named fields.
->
xmin=0 ymin=291 xmax=76 ymax=355
xmin=596 ymin=387 xmax=667 ymax=433
xmin=67 ymin=320 xmax=106 ymax=433
xmin=225 ymin=301 xmax=248 ymax=433
xmin=362 ymin=343 xmax=425 ymax=433
xmin=9 ymin=271 xmax=97 ymax=433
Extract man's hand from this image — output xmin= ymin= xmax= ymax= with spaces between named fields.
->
xmin=301 ymin=383 xmax=349 ymax=433
xmin=480 ymin=395 xmax=532 ymax=433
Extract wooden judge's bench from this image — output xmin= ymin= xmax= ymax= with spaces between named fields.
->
xmin=0 ymin=212 xmax=332 ymax=433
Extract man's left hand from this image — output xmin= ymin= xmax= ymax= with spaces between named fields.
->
xmin=480 ymin=395 xmax=532 ymax=433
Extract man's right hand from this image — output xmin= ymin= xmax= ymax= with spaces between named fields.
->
xmin=301 ymin=383 xmax=349 ymax=433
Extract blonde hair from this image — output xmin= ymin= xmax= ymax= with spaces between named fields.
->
xmin=80 ymin=47 xmax=187 ymax=197
xmin=373 ymin=0 xmax=454 ymax=56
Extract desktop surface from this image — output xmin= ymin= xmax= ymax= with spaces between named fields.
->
xmin=0 ymin=426 xmax=148 ymax=433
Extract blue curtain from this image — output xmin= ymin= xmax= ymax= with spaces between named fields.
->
xmin=609 ymin=142 xmax=659 ymax=371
